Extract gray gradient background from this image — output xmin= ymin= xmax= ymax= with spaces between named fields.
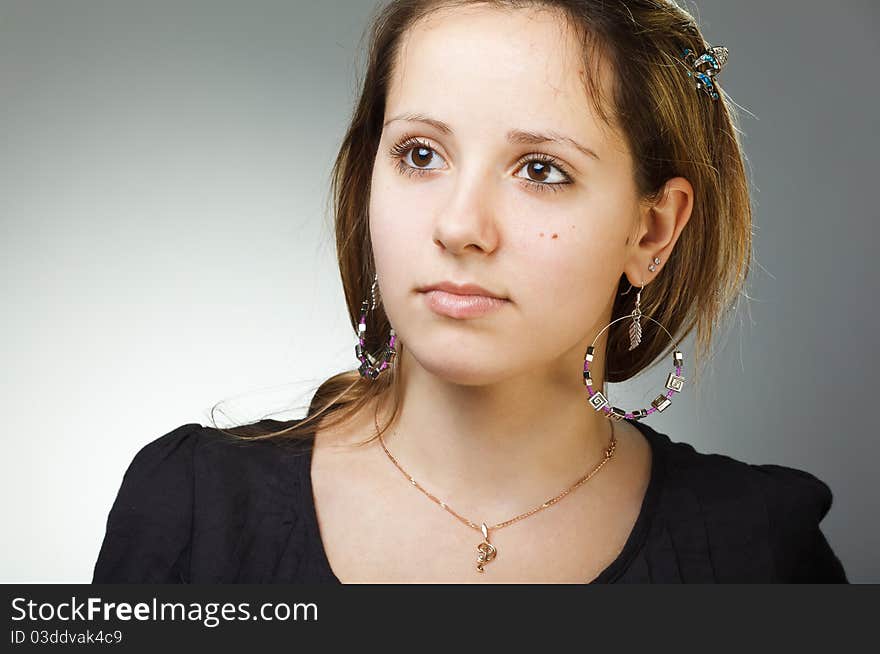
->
xmin=1 ymin=0 xmax=876 ymax=582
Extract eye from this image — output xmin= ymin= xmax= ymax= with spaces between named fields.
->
xmin=513 ymin=155 xmax=573 ymax=193
xmin=387 ymin=135 xmax=575 ymax=193
xmin=388 ymin=136 xmax=446 ymax=178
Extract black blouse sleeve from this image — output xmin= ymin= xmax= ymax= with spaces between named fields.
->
xmin=751 ymin=463 xmax=848 ymax=583
xmin=92 ymin=423 xmax=203 ymax=583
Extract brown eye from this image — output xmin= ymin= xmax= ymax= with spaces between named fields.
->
xmin=411 ymin=146 xmax=434 ymax=168
xmin=389 ymin=137 xmax=445 ymax=174
xmin=388 ymin=135 xmax=573 ymax=193
xmin=515 ymin=156 xmax=571 ymax=189
xmin=526 ymin=161 xmax=551 ymax=182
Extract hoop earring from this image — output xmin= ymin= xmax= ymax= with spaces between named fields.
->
xmin=583 ymin=259 xmax=685 ymax=421
xmin=355 ymin=272 xmax=398 ymax=380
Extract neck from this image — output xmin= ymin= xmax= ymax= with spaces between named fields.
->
xmin=374 ymin=343 xmax=615 ymax=523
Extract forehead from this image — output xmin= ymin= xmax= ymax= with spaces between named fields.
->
xmin=386 ymin=5 xmax=617 ymax=147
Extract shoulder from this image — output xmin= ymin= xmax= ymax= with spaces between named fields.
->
xmin=124 ymin=419 xmax=308 ymax=481
xmin=631 ymin=420 xmax=847 ymax=582
xmin=645 ymin=422 xmax=833 ymax=526
xmin=103 ymin=422 xmax=204 ymax=519
xmin=93 ymin=420 xmax=309 ymax=583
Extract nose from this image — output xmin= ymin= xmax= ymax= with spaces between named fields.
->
xmin=431 ymin=168 xmax=501 ymax=256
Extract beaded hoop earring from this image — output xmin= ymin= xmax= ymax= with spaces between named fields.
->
xmin=583 ymin=264 xmax=685 ymax=421
xmin=355 ymin=272 xmax=397 ymax=380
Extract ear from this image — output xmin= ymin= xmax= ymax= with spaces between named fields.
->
xmin=623 ymin=176 xmax=694 ymax=288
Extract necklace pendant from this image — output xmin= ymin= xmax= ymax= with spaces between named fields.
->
xmin=475 ymin=522 xmax=497 ymax=573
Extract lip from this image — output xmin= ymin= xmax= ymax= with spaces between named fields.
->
xmin=420 ymin=289 xmax=509 ymax=319
xmin=417 ymin=281 xmax=506 ymax=298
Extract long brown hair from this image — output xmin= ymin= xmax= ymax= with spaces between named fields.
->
xmin=214 ymin=0 xmax=753 ymax=445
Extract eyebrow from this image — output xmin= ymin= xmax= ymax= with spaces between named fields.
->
xmin=383 ymin=112 xmax=600 ymax=161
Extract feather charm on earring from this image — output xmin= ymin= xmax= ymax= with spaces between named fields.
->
xmin=627 ymin=285 xmax=644 ymax=351
xmin=628 ymin=314 xmax=642 ymax=351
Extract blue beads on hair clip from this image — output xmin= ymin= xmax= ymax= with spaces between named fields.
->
xmin=681 ymin=45 xmax=729 ymax=100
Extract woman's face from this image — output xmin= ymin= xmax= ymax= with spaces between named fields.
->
xmin=369 ymin=5 xmax=643 ymax=386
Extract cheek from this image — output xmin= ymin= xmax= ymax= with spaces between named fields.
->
xmin=369 ymin=169 xmax=399 ymax=250
xmin=369 ymin=164 xmax=426 ymax=240
xmin=368 ymin=173 xmax=425 ymax=301
xmin=510 ymin=215 xmax=624 ymax=324
xmin=522 ymin=231 xmax=592 ymax=309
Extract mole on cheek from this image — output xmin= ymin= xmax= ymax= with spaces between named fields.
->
xmin=552 ymin=233 xmax=558 ymax=239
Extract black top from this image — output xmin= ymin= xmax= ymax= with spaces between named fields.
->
xmin=92 ymin=418 xmax=848 ymax=583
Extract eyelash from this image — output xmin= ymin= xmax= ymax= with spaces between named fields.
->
xmin=387 ymin=135 xmax=574 ymax=194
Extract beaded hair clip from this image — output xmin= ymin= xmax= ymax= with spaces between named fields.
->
xmin=680 ymin=45 xmax=729 ymax=100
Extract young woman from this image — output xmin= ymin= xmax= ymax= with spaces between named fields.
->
xmin=93 ymin=0 xmax=848 ymax=583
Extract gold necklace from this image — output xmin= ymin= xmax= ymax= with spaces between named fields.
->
xmin=374 ymin=412 xmax=617 ymax=574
